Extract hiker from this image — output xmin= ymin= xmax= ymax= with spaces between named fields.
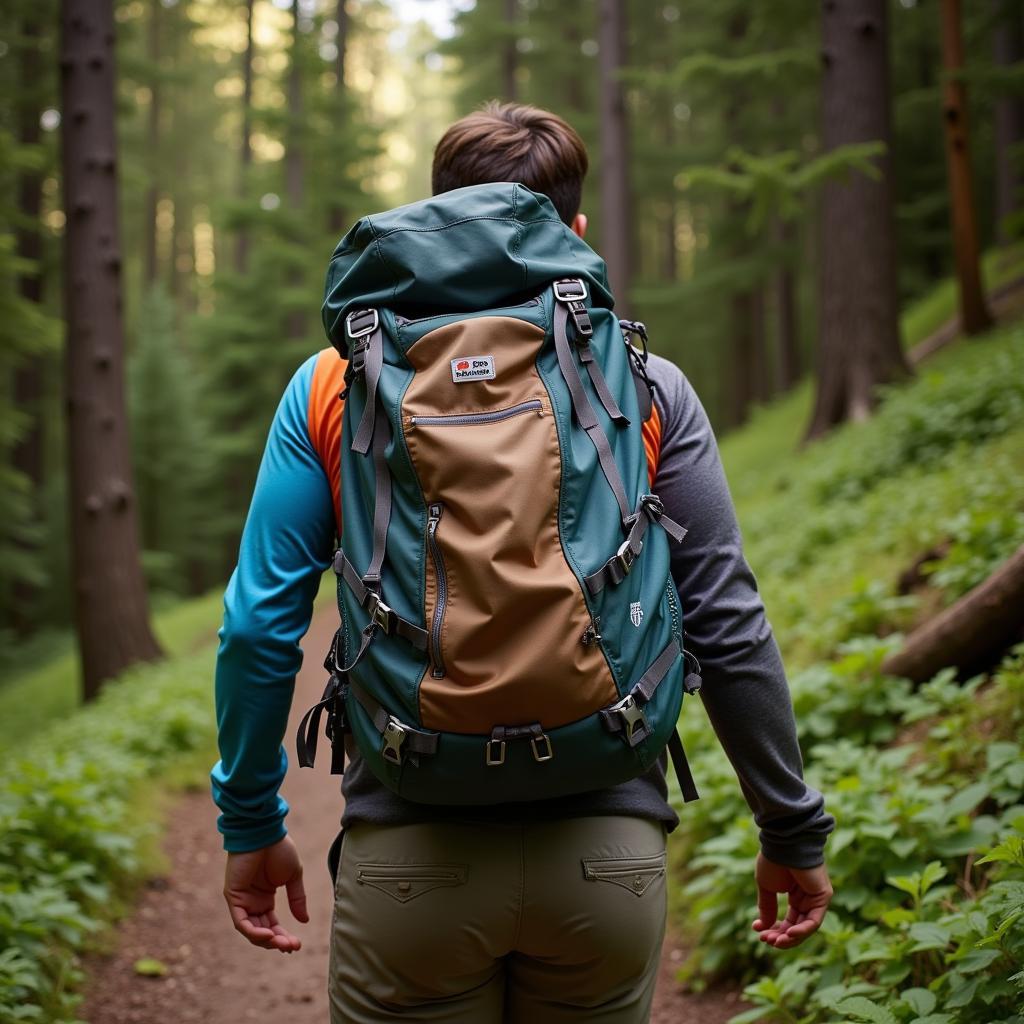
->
xmin=211 ymin=102 xmax=835 ymax=1023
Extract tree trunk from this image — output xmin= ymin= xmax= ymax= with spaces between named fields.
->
xmin=774 ymin=217 xmax=802 ymax=392
xmin=940 ymin=0 xmax=993 ymax=334
xmin=328 ymin=0 xmax=349 ymax=236
xmin=285 ymin=0 xmax=305 ymax=340
xmin=12 ymin=11 xmax=46 ymax=636
xmin=235 ymin=0 xmax=255 ymax=275
xmin=992 ymin=0 xmax=1024 ymax=245
xmin=597 ymin=0 xmax=632 ymax=310
xmin=805 ymin=0 xmax=909 ymax=441
xmin=502 ymin=0 xmax=518 ymax=101
xmin=882 ymin=545 xmax=1024 ymax=684
xmin=60 ymin=0 xmax=163 ymax=698
xmin=143 ymin=0 xmax=161 ymax=286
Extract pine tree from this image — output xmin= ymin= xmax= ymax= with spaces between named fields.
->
xmin=805 ymin=0 xmax=910 ymax=440
xmin=60 ymin=0 xmax=162 ymax=696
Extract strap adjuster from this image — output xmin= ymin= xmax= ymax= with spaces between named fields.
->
xmin=530 ymin=731 xmax=554 ymax=763
xmin=381 ymin=717 xmax=406 ymax=765
xmin=346 ymin=308 xmax=379 ymax=339
xmin=485 ymin=737 xmax=506 ymax=766
xmin=365 ymin=592 xmax=395 ymax=634
xmin=553 ymin=278 xmax=588 ymax=303
xmin=610 ymin=694 xmax=650 ymax=747
xmin=616 ymin=538 xmax=639 ymax=577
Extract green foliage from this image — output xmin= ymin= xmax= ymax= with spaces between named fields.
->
xmin=812 ymin=333 xmax=1024 ymax=505
xmin=0 ymin=647 xmax=216 ymax=1023
xmin=670 ymin=324 xmax=1024 ymax=1021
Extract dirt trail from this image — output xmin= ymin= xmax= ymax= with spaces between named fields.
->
xmin=82 ymin=610 xmax=743 ymax=1024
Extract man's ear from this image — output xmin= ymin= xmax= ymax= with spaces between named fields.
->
xmin=571 ymin=213 xmax=588 ymax=239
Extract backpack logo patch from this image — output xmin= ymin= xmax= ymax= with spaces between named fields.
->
xmin=450 ymin=355 xmax=495 ymax=383
xmin=630 ymin=602 xmax=644 ymax=628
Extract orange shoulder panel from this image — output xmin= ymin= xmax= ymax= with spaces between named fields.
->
xmin=307 ymin=348 xmax=348 ymax=533
xmin=642 ymin=402 xmax=662 ymax=487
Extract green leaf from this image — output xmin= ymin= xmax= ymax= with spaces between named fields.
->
xmin=919 ymin=861 xmax=947 ymax=895
xmin=900 ymin=988 xmax=937 ymax=1015
xmin=886 ymin=873 xmax=921 ymax=899
xmin=835 ymin=996 xmax=899 ymax=1024
xmin=944 ymin=974 xmax=980 ymax=1009
xmin=976 ymin=836 xmax=1024 ymax=867
xmin=908 ymin=922 xmax=952 ymax=952
xmin=955 ymin=948 xmax=1002 ymax=973
xmin=946 ymin=782 xmax=990 ymax=817
xmin=727 ymin=1008 xmax=775 ymax=1024
xmin=132 ymin=957 xmax=168 ymax=978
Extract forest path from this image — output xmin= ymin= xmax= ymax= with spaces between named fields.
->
xmin=82 ymin=609 xmax=743 ymax=1024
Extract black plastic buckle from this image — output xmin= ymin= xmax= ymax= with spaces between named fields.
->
xmin=365 ymin=592 xmax=395 ymax=634
xmin=554 ymin=278 xmax=588 ymax=303
xmin=346 ymin=308 xmax=379 ymax=340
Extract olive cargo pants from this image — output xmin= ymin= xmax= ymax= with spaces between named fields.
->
xmin=328 ymin=816 xmax=668 ymax=1023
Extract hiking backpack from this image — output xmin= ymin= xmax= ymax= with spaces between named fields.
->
xmin=297 ymin=182 xmax=701 ymax=806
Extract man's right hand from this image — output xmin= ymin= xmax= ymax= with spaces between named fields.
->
xmin=752 ymin=851 xmax=833 ymax=949
xmin=224 ymin=835 xmax=309 ymax=953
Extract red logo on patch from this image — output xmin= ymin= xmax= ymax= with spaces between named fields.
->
xmin=456 ymin=360 xmax=470 ymax=370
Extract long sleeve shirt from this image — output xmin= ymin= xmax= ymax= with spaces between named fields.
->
xmin=210 ymin=347 xmax=834 ymax=867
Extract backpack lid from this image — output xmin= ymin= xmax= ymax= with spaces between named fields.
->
xmin=322 ymin=181 xmax=614 ymax=356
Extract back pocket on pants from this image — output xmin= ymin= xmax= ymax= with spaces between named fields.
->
xmin=581 ymin=851 xmax=666 ymax=897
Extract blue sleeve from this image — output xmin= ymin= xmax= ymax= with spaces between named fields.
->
xmin=210 ymin=355 xmax=337 ymax=853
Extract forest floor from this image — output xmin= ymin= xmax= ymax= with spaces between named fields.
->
xmin=81 ymin=609 xmax=746 ymax=1024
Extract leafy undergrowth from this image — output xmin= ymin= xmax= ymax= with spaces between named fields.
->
xmin=0 ymin=648 xmax=218 ymax=1023
xmin=669 ymin=322 xmax=1024 ymax=1023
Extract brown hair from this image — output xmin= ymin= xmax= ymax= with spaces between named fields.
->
xmin=431 ymin=101 xmax=588 ymax=225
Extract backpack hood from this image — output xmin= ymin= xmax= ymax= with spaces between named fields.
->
xmin=322 ymin=182 xmax=613 ymax=355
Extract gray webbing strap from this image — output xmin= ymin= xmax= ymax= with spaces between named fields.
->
xmin=552 ymin=298 xmax=632 ymax=524
xmin=351 ymin=319 xmax=383 ymax=456
xmin=631 ymin=641 xmax=681 ymax=705
xmin=333 ymin=550 xmax=429 ymax=651
xmin=351 ymin=682 xmax=439 ymax=758
xmin=365 ymin=415 xmax=392 ymax=584
xmin=585 ymin=356 xmax=629 ymax=426
xmin=584 ymin=496 xmax=688 ymax=596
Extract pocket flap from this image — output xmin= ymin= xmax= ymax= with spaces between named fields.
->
xmin=581 ymin=851 xmax=666 ymax=897
xmin=355 ymin=862 xmax=468 ymax=903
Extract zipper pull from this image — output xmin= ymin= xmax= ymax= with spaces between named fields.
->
xmin=428 ymin=502 xmax=443 ymax=533
xmin=582 ymin=616 xmax=602 ymax=647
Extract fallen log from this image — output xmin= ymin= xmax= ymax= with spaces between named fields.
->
xmin=882 ymin=543 xmax=1024 ymax=684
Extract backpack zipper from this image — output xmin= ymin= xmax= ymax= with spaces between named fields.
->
xmin=410 ymin=400 xmax=543 ymax=428
xmin=427 ymin=502 xmax=447 ymax=678
xmin=395 ymin=295 xmax=541 ymax=327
